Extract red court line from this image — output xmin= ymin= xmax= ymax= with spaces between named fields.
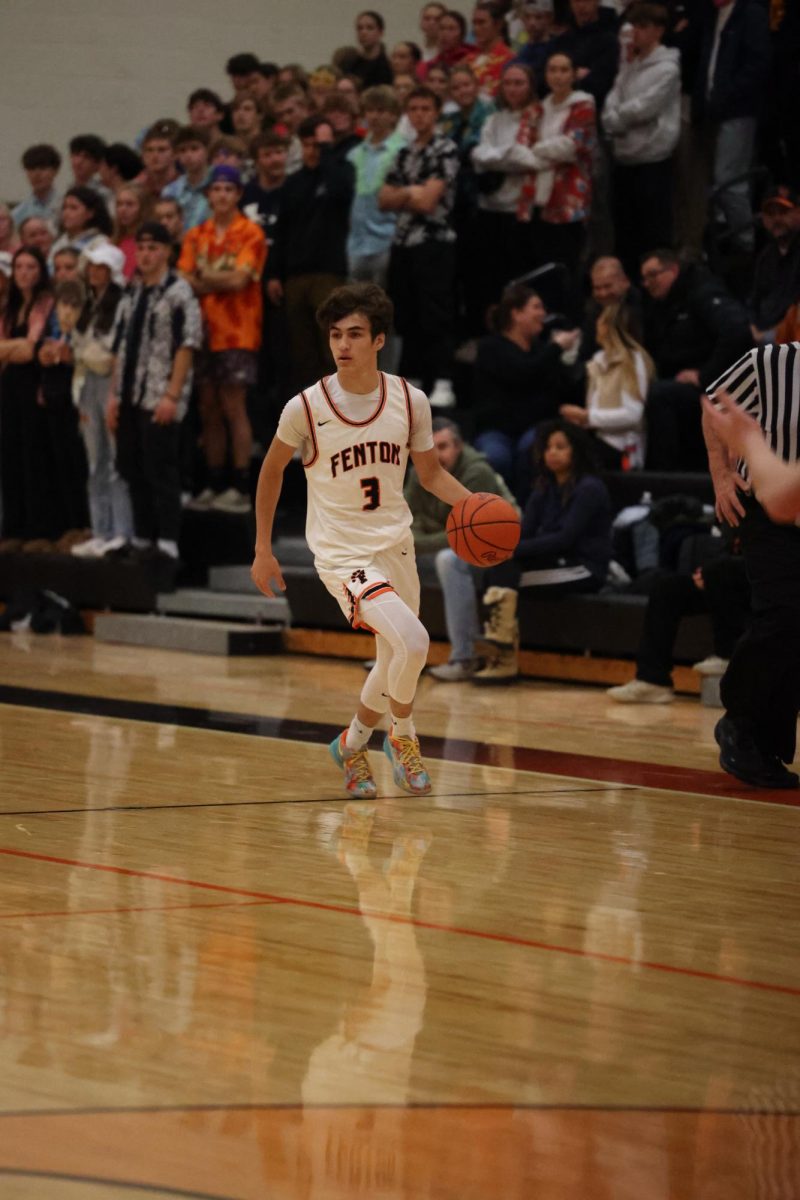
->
xmin=0 ymin=898 xmax=280 ymax=922
xmin=3 ymin=847 xmax=798 ymax=997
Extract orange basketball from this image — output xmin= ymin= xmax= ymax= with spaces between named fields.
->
xmin=446 ymin=492 xmax=521 ymax=568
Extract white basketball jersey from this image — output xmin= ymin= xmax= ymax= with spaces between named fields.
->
xmin=300 ymin=373 xmax=415 ymax=569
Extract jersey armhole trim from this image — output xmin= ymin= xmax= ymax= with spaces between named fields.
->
xmin=401 ymin=376 xmax=413 ymax=446
xmin=299 ymin=392 xmax=319 ymax=468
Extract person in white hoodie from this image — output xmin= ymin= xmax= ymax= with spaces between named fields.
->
xmin=602 ymin=2 xmax=680 ymax=277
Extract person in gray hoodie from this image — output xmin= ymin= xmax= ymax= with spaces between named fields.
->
xmin=602 ymin=2 xmax=680 ymax=277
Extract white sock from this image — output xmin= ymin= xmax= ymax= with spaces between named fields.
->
xmin=345 ymin=716 xmax=372 ymax=751
xmin=391 ymin=714 xmax=416 ymax=739
xmin=157 ymin=539 xmax=179 ymax=559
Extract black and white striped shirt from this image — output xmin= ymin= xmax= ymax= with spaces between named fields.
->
xmin=707 ymin=342 xmax=800 ymax=478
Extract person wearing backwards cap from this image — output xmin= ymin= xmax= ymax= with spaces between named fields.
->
xmin=749 ymin=186 xmax=800 ymax=346
xmin=107 ymin=222 xmax=202 ymax=585
xmin=178 ymin=164 xmax=266 ymax=512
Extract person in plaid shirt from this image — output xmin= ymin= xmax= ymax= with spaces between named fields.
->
xmin=379 ymin=86 xmax=460 ymax=408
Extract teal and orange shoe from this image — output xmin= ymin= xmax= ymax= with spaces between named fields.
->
xmin=383 ymin=732 xmax=432 ymax=796
xmin=329 ymin=732 xmax=377 ymax=799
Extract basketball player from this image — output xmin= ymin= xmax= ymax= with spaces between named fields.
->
xmin=251 ymin=283 xmax=472 ymax=797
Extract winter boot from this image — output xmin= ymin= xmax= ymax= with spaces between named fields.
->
xmin=473 ymin=587 xmax=519 ymax=683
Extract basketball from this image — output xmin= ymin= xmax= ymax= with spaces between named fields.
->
xmin=446 ymin=492 xmax=521 ymax=567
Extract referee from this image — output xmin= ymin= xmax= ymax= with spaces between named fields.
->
xmin=703 ymin=341 xmax=800 ymax=789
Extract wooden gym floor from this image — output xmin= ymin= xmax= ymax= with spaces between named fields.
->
xmin=0 ymin=632 xmax=798 ymax=1199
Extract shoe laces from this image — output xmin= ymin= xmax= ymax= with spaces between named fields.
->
xmin=345 ymin=747 xmax=373 ymax=783
xmin=393 ymin=735 xmax=426 ymax=776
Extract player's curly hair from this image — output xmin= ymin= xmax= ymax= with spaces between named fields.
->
xmin=316 ymin=282 xmax=394 ymax=339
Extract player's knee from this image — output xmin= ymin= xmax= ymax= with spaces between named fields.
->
xmin=406 ymin=618 xmax=430 ymax=669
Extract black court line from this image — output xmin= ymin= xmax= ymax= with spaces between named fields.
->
xmin=2 ymin=1101 xmax=798 ymax=1119
xmin=0 ymin=1170 xmax=233 ymax=1200
xmin=0 ymin=785 xmax=614 ymax=819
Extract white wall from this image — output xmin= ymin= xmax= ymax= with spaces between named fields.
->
xmin=0 ymin=0 xmax=423 ymax=205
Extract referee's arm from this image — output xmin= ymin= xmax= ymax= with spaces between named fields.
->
xmin=704 ymin=391 xmax=800 ymax=523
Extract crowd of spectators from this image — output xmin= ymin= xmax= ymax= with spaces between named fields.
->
xmin=1 ymin=0 xmax=799 ymax=571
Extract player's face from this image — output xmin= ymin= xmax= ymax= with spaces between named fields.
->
xmin=328 ymin=312 xmax=384 ymax=372
xmin=433 ymin=429 xmax=461 ymax=471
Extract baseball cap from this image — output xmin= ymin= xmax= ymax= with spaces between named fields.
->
xmin=135 ymin=221 xmax=173 ymax=245
xmin=207 ymin=164 xmax=243 ymax=188
xmin=83 ymin=240 xmax=126 ymax=286
xmin=761 ymin=185 xmax=799 ymax=213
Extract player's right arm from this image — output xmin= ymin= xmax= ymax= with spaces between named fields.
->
xmin=251 ymin=436 xmax=295 ymax=597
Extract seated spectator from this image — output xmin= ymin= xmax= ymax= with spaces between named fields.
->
xmin=602 ymin=3 xmax=680 ymax=278
xmin=231 ymin=92 xmax=264 ymax=143
xmin=520 ymin=50 xmax=596 ymax=317
xmin=419 ymin=1 xmax=446 ymax=63
xmin=516 ymin=0 xmax=557 ymax=77
xmin=180 ymin=168 xmax=267 ymax=512
xmin=163 ymin=126 xmax=212 ymax=231
xmin=266 ymin=117 xmax=353 ymax=394
xmin=552 ymin=0 xmax=619 ymax=110
xmin=560 ymin=303 xmax=653 ymax=468
xmin=52 ymin=246 xmax=81 ymax=284
xmin=578 ymin=255 xmax=643 ymax=359
xmin=691 ymin=0 xmax=771 ymax=254
xmin=749 ymin=187 xmax=800 ymax=344
xmin=18 ymin=216 xmax=56 ymax=261
xmin=110 ymin=223 xmax=202 ymax=585
xmin=68 ymin=135 xmax=111 ymax=202
xmin=241 ymin=132 xmax=289 ymax=247
xmin=153 ymin=198 xmax=184 ymax=265
xmin=272 ymin=83 xmax=312 ymax=174
xmin=137 ymin=124 xmax=179 ymax=199
xmin=471 ymin=2 xmax=515 ymax=97
xmin=320 ymin=93 xmax=364 ymax=158
xmin=113 ymin=184 xmax=154 ymax=279
xmin=421 ymin=9 xmax=477 ymax=77
xmin=473 ymin=418 xmax=613 ymax=682
xmin=379 ymin=85 xmax=460 ymax=407
xmin=608 ymin=545 xmax=750 ymax=704
xmin=640 ymin=248 xmax=752 ymax=470
xmin=473 ymin=283 xmax=567 ymax=488
xmin=309 ymin=66 xmax=342 ymax=112
xmin=12 ymin=144 xmax=62 ymax=230
xmin=471 ymin=62 xmax=539 ymax=322
xmin=188 ymin=89 xmax=226 ymax=140
xmin=405 ymin=416 xmax=517 ymax=681
xmin=391 ymin=41 xmax=423 ymax=77
xmin=51 ymin=186 xmax=114 ymax=261
xmin=352 ymin=11 xmax=394 ymax=87
xmin=98 ymin=143 xmax=144 ymax=199
xmin=0 ymin=204 xmax=20 ymax=255
xmin=0 ymin=246 xmax=54 ymax=543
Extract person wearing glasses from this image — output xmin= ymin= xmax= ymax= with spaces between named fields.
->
xmin=639 ymin=247 xmax=751 ymax=471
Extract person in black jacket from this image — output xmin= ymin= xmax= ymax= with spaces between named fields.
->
xmin=552 ymin=0 xmax=619 ymax=108
xmin=749 ymin=187 xmax=800 ymax=344
xmin=266 ymin=117 xmax=354 ymax=394
xmin=473 ymin=418 xmax=613 ymax=682
xmin=640 ymin=247 xmax=752 ymax=469
xmin=691 ymin=0 xmax=771 ymax=252
xmin=473 ymin=282 xmax=570 ymax=493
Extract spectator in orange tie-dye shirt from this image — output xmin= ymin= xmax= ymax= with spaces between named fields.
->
xmin=179 ymin=165 xmax=266 ymax=512
xmin=470 ymin=3 xmax=514 ymax=97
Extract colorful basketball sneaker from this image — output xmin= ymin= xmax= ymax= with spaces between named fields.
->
xmin=383 ymin=732 xmax=432 ymax=796
xmin=329 ymin=732 xmax=377 ymax=799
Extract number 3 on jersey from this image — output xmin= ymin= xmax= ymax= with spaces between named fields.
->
xmin=360 ymin=476 xmax=381 ymax=511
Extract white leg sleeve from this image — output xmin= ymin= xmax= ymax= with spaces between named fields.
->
xmin=359 ymin=590 xmax=430 ymax=706
xmin=360 ymin=633 xmax=393 ymax=715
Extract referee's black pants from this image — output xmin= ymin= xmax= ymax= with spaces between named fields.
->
xmin=720 ymin=497 xmax=800 ymax=763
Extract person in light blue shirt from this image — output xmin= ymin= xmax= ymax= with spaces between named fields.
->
xmin=162 ymin=126 xmax=212 ymax=231
xmin=346 ymin=86 xmax=407 ymax=283
xmin=12 ymin=144 xmax=63 ymax=230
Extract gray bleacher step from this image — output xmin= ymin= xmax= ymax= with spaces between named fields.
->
xmin=207 ymin=565 xmax=257 ymax=593
xmin=94 ymin=613 xmax=283 ymax=656
xmin=155 ymin=587 xmax=290 ymax=624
